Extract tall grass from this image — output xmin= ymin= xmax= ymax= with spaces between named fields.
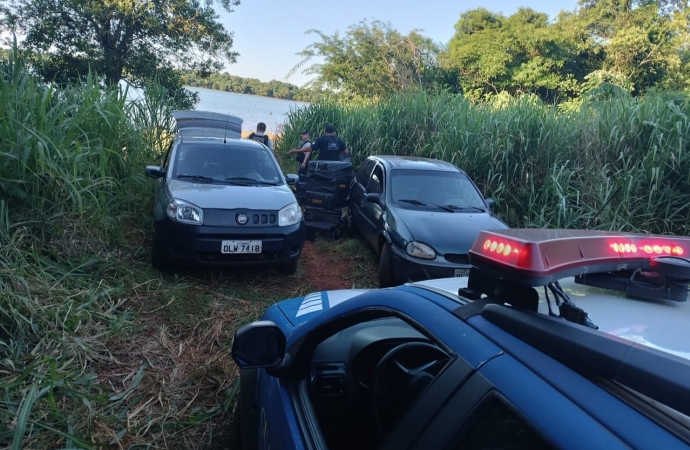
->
xmin=0 ymin=48 xmax=176 ymax=448
xmin=278 ymin=89 xmax=690 ymax=235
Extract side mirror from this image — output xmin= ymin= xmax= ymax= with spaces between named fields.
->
xmin=145 ymin=165 xmax=165 ymax=178
xmin=486 ymin=198 xmax=496 ymax=211
xmin=231 ymin=321 xmax=286 ymax=369
xmin=285 ymin=174 xmax=298 ymax=185
xmin=366 ymin=192 xmax=385 ymax=208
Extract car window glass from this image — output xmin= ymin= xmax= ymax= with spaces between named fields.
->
xmin=356 ymin=160 xmax=376 ymax=186
xmin=172 ymin=143 xmax=282 ymax=184
xmin=448 ymin=395 xmax=550 ymax=450
xmin=367 ymin=165 xmax=384 ymax=194
xmin=391 ymin=170 xmax=486 ymax=209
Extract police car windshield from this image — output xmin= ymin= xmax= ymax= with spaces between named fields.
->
xmin=390 ymin=170 xmax=486 ymax=210
xmin=173 ymin=144 xmax=282 ymax=185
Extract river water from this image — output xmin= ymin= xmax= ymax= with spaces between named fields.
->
xmin=185 ymin=86 xmax=309 ymax=135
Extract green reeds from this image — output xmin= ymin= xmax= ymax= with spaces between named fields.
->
xmin=278 ymin=89 xmax=690 ymax=235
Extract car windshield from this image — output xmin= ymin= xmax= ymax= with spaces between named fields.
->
xmin=172 ymin=143 xmax=282 ymax=185
xmin=390 ymin=169 xmax=486 ymax=210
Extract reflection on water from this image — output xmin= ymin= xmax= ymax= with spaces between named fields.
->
xmin=119 ymin=81 xmax=309 ymax=135
xmin=187 ymin=86 xmax=309 ymax=135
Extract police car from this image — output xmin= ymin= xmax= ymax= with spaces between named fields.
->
xmin=231 ymin=229 xmax=690 ymax=450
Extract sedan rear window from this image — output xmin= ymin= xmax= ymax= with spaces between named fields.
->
xmin=173 ymin=144 xmax=282 ymax=185
xmin=390 ymin=170 xmax=486 ymax=209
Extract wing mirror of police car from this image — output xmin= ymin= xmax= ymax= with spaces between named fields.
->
xmin=366 ymin=193 xmax=385 ymax=208
xmin=232 ymin=321 xmax=286 ymax=369
xmin=285 ymin=174 xmax=298 ymax=185
xmin=486 ymin=198 xmax=496 ymax=211
xmin=145 ymin=165 xmax=165 ymax=178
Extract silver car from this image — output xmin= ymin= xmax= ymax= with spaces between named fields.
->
xmin=145 ymin=111 xmax=305 ymax=273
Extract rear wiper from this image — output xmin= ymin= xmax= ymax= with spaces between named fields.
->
xmin=444 ymin=204 xmax=487 ymax=212
xmin=398 ymin=198 xmax=454 ymax=212
xmin=225 ymin=176 xmax=279 ymax=186
xmin=177 ymin=174 xmax=215 ymax=182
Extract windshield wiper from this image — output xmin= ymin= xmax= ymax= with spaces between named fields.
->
xmin=398 ymin=198 xmax=426 ymax=205
xmin=443 ymin=204 xmax=487 ymax=212
xmin=398 ymin=198 xmax=455 ymax=212
xmin=224 ymin=176 xmax=279 ymax=186
xmin=177 ymin=174 xmax=215 ymax=182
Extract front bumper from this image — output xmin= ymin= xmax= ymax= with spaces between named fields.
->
xmin=390 ymin=244 xmax=470 ymax=284
xmin=156 ymin=217 xmax=306 ymax=267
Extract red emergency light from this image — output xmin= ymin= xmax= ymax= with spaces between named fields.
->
xmin=468 ymin=229 xmax=690 ymax=286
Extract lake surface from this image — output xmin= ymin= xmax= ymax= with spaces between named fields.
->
xmin=185 ymin=86 xmax=310 ymax=134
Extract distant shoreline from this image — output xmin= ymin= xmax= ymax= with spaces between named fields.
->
xmin=184 ymin=85 xmax=311 ymax=106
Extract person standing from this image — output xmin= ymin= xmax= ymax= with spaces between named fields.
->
xmin=287 ymin=124 xmax=348 ymax=161
xmin=247 ymin=122 xmax=274 ymax=152
xmin=295 ymin=130 xmax=312 ymax=176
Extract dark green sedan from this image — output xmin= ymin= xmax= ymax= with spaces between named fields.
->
xmin=349 ymin=155 xmax=508 ymax=287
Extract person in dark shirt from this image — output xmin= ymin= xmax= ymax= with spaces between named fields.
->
xmin=287 ymin=124 xmax=349 ymax=161
xmin=294 ymin=130 xmax=312 ymax=175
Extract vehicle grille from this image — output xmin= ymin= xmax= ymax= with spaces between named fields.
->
xmin=251 ymin=213 xmax=277 ymax=225
xmin=444 ymin=253 xmax=469 ymax=264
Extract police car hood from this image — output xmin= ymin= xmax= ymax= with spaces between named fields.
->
xmin=277 ymin=289 xmax=372 ymax=327
xmin=413 ymin=277 xmax=690 ymax=361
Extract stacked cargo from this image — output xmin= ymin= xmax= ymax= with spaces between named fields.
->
xmin=302 ymin=160 xmax=353 ymax=239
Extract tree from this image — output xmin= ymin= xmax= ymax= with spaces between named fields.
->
xmin=1 ymin=0 xmax=240 ymax=107
xmin=290 ymin=20 xmax=447 ymax=99
xmin=574 ymin=0 xmax=690 ymax=93
xmin=443 ymin=8 xmax=593 ymax=102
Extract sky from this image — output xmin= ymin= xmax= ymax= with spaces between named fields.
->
xmin=220 ymin=0 xmax=582 ymax=87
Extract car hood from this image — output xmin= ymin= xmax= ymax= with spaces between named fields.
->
xmin=277 ymin=289 xmax=372 ymax=327
xmin=412 ymin=277 xmax=690 ymax=361
xmin=166 ymin=179 xmax=296 ymax=210
xmin=393 ymin=207 xmax=508 ymax=255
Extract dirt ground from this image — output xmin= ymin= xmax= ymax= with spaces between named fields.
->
xmin=300 ymin=241 xmax=357 ymax=291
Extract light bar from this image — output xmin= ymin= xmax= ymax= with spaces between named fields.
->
xmin=468 ymin=229 xmax=690 ymax=286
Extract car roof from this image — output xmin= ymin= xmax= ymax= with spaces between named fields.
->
xmin=371 ymin=155 xmax=463 ymax=173
xmin=412 ymin=276 xmax=690 ymax=361
xmin=175 ymin=135 xmax=268 ymax=150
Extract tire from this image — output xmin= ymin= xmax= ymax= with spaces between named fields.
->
xmin=282 ymin=258 xmax=299 ymax=275
xmin=345 ymin=207 xmax=359 ymax=237
xmin=238 ymin=369 xmax=258 ymax=450
xmin=228 ymin=401 xmax=243 ymax=450
xmin=379 ymin=243 xmax=395 ymax=288
xmin=151 ymin=225 xmax=170 ymax=271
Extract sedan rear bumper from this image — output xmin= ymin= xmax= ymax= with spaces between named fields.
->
xmin=156 ymin=218 xmax=305 ymax=268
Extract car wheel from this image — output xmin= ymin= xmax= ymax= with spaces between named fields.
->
xmin=379 ymin=243 xmax=395 ymax=288
xmin=151 ymin=224 xmax=171 ymax=271
xmin=345 ymin=207 xmax=359 ymax=237
xmin=282 ymin=258 xmax=299 ymax=275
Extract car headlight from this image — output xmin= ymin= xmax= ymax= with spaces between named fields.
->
xmin=279 ymin=202 xmax=302 ymax=226
xmin=166 ymin=199 xmax=204 ymax=225
xmin=406 ymin=241 xmax=436 ymax=260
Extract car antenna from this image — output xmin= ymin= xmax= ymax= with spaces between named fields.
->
xmin=223 ymin=111 xmax=230 ymax=145
xmin=585 ymin=184 xmax=622 ymax=228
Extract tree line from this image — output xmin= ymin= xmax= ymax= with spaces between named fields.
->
xmin=1 ymin=0 xmax=687 ymax=107
xmin=178 ymin=70 xmax=328 ymax=103
xmin=292 ymin=1 xmax=690 ymax=103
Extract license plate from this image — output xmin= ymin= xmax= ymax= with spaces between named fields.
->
xmin=454 ymin=269 xmax=470 ymax=277
xmin=221 ymin=240 xmax=262 ymax=254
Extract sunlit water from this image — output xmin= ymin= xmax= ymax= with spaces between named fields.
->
xmin=122 ymin=81 xmax=309 ymax=135
xmin=186 ymin=86 xmax=310 ymax=134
